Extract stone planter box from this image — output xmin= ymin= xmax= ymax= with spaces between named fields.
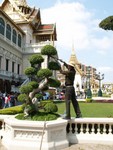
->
xmin=2 ymin=117 xmax=69 ymax=150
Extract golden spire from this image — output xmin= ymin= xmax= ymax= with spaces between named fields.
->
xmin=69 ymin=43 xmax=83 ymax=76
xmin=69 ymin=43 xmax=79 ymax=65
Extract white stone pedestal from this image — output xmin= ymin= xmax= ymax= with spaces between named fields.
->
xmin=2 ymin=117 xmax=68 ymax=150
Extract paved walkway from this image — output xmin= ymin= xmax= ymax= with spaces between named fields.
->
xmin=0 ymin=141 xmax=7 ymax=150
xmin=1 ymin=141 xmax=113 ymax=150
xmin=62 ymin=143 xmax=113 ymax=150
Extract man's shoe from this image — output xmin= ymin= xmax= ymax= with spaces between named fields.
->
xmin=76 ymin=114 xmax=82 ymax=118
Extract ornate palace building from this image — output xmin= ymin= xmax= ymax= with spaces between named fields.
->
xmin=0 ymin=0 xmax=57 ymax=93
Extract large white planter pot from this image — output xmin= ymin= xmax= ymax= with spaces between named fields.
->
xmin=2 ymin=117 xmax=69 ymax=150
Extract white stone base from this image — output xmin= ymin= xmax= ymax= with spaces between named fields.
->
xmin=2 ymin=117 xmax=69 ymax=150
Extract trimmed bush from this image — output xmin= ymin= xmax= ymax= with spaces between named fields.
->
xmin=37 ymin=68 xmax=52 ymax=77
xmin=35 ymin=93 xmax=43 ymax=100
xmin=0 ymin=106 xmax=23 ymax=115
xmin=41 ymin=45 xmax=57 ymax=56
xmin=44 ymin=102 xmax=58 ymax=113
xmin=48 ymin=61 xmax=61 ymax=70
xmin=17 ymin=94 xmax=29 ymax=102
xmin=29 ymin=54 xmax=44 ymax=65
xmin=28 ymin=81 xmax=39 ymax=89
xmin=20 ymin=85 xmax=33 ymax=94
xmin=48 ymin=78 xmax=61 ymax=87
xmin=24 ymin=67 xmax=36 ymax=75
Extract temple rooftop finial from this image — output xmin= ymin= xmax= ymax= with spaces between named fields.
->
xmin=72 ymin=42 xmax=75 ymax=55
xmin=69 ymin=43 xmax=83 ymax=75
xmin=69 ymin=43 xmax=79 ymax=65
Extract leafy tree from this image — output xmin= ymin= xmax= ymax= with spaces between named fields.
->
xmin=99 ymin=16 xmax=113 ymax=31
xmin=18 ymin=45 xmax=61 ymax=116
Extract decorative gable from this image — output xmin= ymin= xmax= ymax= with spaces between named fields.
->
xmin=3 ymin=1 xmax=13 ymax=13
xmin=0 ymin=0 xmax=57 ymax=39
xmin=1 ymin=0 xmax=30 ymax=22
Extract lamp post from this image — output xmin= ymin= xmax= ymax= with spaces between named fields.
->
xmin=95 ymin=72 xmax=104 ymax=97
xmin=86 ymin=66 xmax=92 ymax=98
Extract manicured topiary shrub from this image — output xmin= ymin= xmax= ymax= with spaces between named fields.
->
xmin=44 ymin=102 xmax=58 ymax=113
xmin=41 ymin=45 xmax=57 ymax=56
xmin=24 ymin=67 xmax=36 ymax=76
xmin=16 ymin=45 xmax=61 ymax=120
xmin=48 ymin=61 xmax=61 ymax=70
xmin=28 ymin=81 xmax=39 ymax=89
xmin=48 ymin=78 xmax=61 ymax=87
xmin=29 ymin=54 xmax=44 ymax=65
xmin=37 ymin=68 xmax=52 ymax=77
xmin=18 ymin=93 xmax=29 ymax=102
xmin=20 ymin=85 xmax=33 ymax=94
xmin=35 ymin=93 xmax=43 ymax=100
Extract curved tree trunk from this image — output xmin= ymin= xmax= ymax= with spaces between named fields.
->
xmin=29 ymin=78 xmax=48 ymax=99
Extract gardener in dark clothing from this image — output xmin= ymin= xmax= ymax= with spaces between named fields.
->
xmin=59 ymin=60 xmax=82 ymax=119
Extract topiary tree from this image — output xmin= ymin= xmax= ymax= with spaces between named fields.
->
xmin=18 ymin=45 xmax=61 ymax=117
xmin=99 ymin=16 xmax=113 ymax=31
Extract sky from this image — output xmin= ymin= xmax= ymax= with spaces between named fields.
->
xmin=0 ymin=0 xmax=113 ymax=83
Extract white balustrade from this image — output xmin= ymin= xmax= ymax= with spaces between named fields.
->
xmin=67 ymin=118 xmax=113 ymax=144
xmin=0 ymin=116 xmax=113 ymax=149
xmin=24 ymin=41 xmax=53 ymax=54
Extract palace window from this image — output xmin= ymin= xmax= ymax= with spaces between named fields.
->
xmin=6 ymin=24 xmax=11 ymax=40
xmin=17 ymin=64 xmax=20 ymax=74
xmin=18 ymin=34 xmax=21 ymax=47
xmin=12 ymin=29 xmax=17 ymax=44
xmin=0 ymin=17 xmax=5 ymax=35
xmin=6 ymin=59 xmax=9 ymax=71
xmin=12 ymin=61 xmax=15 ymax=73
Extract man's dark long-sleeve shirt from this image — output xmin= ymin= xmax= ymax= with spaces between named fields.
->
xmin=60 ymin=63 xmax=76 ymax=86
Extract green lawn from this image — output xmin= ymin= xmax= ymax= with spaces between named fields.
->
xmin=1 ymin=101 xmax=113 ymax=119
xmin=56 ymin=101 xmax=113 ymax=118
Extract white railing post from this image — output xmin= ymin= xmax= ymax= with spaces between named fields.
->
xmin=81 ymin=123 xmax=83 ymax=134
xmin=109 ymin=124 xmax=112 ymax=135
xmin=103 ymin=124 xmax=106 ymax=134
xmin=85 ymin=123 xmax=88 ymax=133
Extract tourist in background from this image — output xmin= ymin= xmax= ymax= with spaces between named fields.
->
xmin=3 ymin=94 xmax=11 ymax=108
